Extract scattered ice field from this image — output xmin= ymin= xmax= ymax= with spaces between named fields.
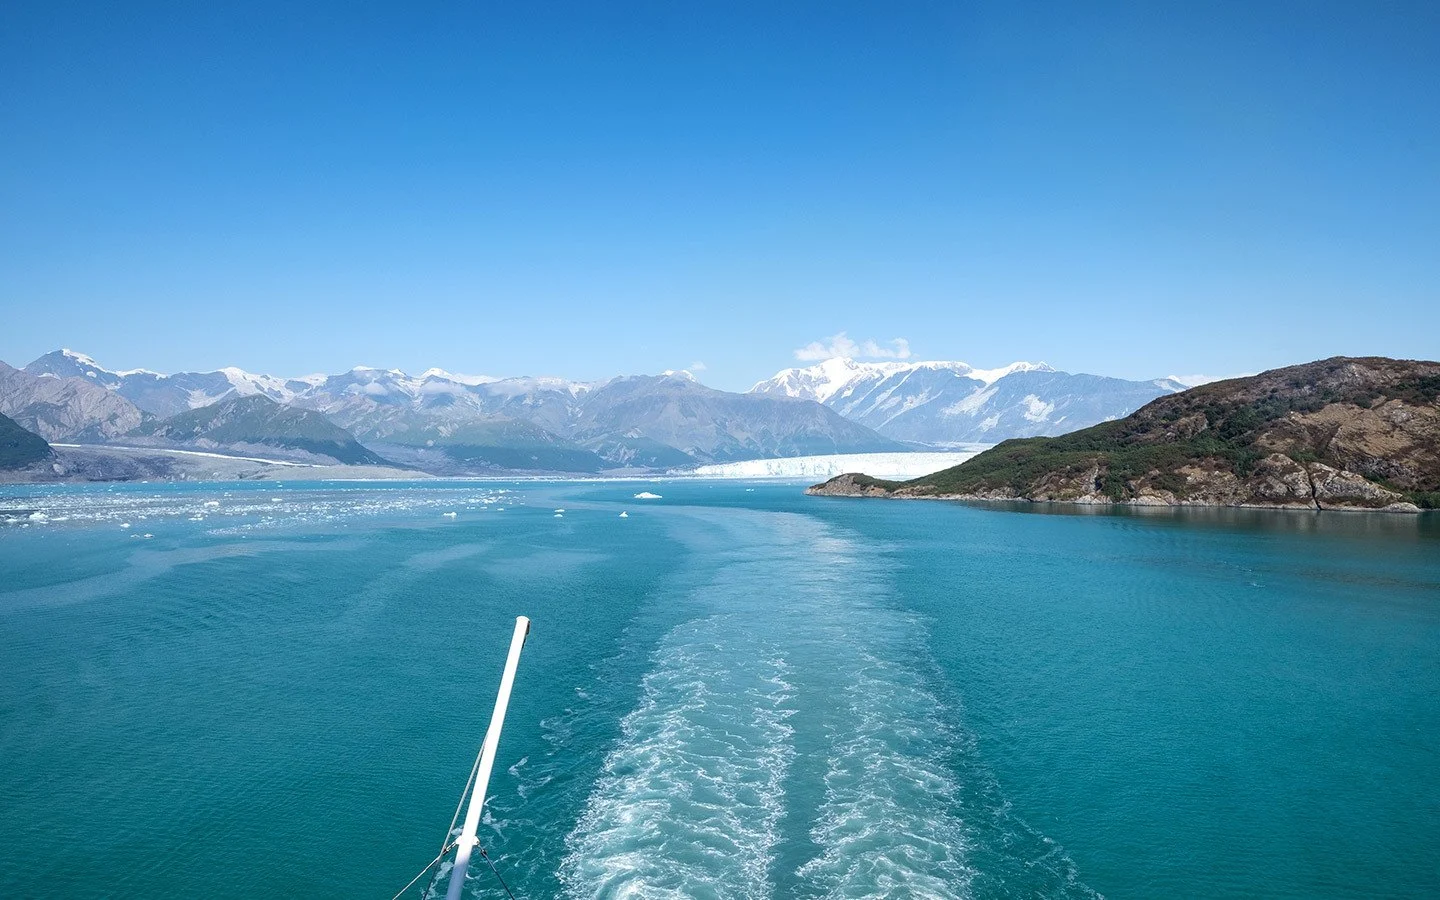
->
xmin=0 ymin=483 xmax=519 ymax=533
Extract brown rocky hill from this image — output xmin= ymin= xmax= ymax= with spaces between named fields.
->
xmin=808 ymin=357 xmax=1440 ymax=512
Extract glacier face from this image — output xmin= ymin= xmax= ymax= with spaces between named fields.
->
xmin=685 ymin=450 xmax=983 ymax=481
xmin=751 ymin=358 xmax=1181 ymax=444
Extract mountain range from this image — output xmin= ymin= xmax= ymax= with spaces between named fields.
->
xmin=750 ymin=357 xmax=1185 ymax=444
xmin=2 ymin=349 xmax=1194 ymax=476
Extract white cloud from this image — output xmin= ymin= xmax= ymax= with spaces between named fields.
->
xmin=794 ymin=332 xmax=912 ymax=361
xmin=1165 ymin=373 xmax=1253 ymax=388
xmin=689 ymin=360 xmax=707 ymax=372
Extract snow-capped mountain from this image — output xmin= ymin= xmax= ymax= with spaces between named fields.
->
xmin=751 ymin=358 xmax=1182 ymax=444
xmin=24 ymin=350 xmax=325 ymax=417
xmin=0 ymin=360 xmax=146 ymax=441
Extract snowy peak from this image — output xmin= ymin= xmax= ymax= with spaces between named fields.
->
xmin=419 ymin=368 xmax=497 ymax=386
xmin=749 ymin=357 xmax=1054 ymax=401
xmin=963 ymin=361 xmax=1055 ymax=386
xmin=60 ymin=348 xmax=102 ymax=367
xmin=751 ymin=357 xmax=916 ymax=403
xmin=25 ymin=349 xmax=126 ymax=387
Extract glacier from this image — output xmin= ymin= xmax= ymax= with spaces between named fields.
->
xmin=682 ymin=450 xmax=986 ymax=481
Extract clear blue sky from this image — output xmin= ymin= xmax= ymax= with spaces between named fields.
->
xmin=2 ymin=1 xmax=1437 ymax=390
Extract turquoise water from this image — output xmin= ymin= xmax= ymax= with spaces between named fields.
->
xmin=1 ymin=481 xmax=1437 ymax=898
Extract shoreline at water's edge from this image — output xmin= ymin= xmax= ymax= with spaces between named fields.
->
xmin=805 ymin=473 xmax=1425 ymax=513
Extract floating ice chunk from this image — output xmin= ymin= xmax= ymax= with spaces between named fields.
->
xmin=190 ymin=515 xmax=204 ymax=521
xmin=554 ymin=513 xmax=564 ymax=518
xmin=633 ymin=492 xmax=662 ymax=499
xmin=271 ymin=497 xmax=283 ymax=502
xmin=204 ymin=500 xmax=220 ymax=508
xmin=143 ymin=533 xmax=153 ymax=539
xmin=443 ymin=511 xmax=457 ymax=518
xmin=618 ymin=511 xmax=629 ymax=518
xmin=554 ymin=508 xmax=566 ymax=513
xmin=120 ymin=522 xmax=131 ymax=529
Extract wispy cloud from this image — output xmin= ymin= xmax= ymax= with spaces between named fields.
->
xmin=1165 ymin=372 xmax=1253 ymax=388
xmin=794 ymin=332 xmax=912 ymax=362
xmin=688 ymin=360 xmax=707 ymax=372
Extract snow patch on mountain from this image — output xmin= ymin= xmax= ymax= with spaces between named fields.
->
xmin=943 ymin=386 xmax=997 ymax=417
xmin=1021 ymin=394 xmax=1056 ymax=422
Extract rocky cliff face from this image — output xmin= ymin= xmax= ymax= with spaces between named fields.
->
xmin=808 ymin=357 xmax=1440 ymax=513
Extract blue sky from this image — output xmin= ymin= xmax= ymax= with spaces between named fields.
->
xmin=2 ymin=1 xmax=1436 ymax=390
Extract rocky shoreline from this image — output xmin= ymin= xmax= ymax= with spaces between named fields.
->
xmin=806 ymin=467 xmax=1426 ymax=513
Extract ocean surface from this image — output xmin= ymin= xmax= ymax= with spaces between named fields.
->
xmin=2 ymin=480 xmax=1437 ymax=898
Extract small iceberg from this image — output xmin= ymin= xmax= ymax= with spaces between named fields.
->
xmin=204 ymin=500 xmax=220 ymax=508
xmin=619 ymin=511 xmax=629 ymax=518
xmin=633 ymin=492 xmax=662 ymax=500
xmin=554 ymin=508 xmax=566 ymax=513
xmin=553 ymin=513 xmax=564 ymax=518
xmin=119 ymin=522 xmax=131 ymax=529
xmin=443 ymin=511 xmax=457 ymax=518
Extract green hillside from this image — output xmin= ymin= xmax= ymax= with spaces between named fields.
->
xmin=0 ymin=413 xmax=52 ymax=469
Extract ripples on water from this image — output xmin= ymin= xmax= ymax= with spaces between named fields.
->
xmin=4 ymin=482 xmax=1436 ymax=898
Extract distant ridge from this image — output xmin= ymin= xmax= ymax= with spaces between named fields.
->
xmin=129 ymin=395 xmax=391 ymax=466
xmin=750 ymin=357 xmax=1182 ymax=444
xmin=11 ymin=350 xmax=906 ymax=472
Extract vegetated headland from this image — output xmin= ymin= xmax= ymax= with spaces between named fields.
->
xmin=808 ymin=357 xmax=1440 ymax=513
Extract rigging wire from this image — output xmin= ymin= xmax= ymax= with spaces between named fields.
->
xmin=394 ymin=736 xmax=520 ymax=899
xmin=477 ymin=844 xmax=518 ymax=900
xmin=388 ymin=843 xmax=452 ymax=900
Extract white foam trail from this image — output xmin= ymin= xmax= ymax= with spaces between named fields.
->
xmin=560 ymin=616 xmax=795 ymax=899
xmin=797 ymin=650 xmax=974 ymax=898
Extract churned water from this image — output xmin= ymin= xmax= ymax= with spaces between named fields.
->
xmin=1 ymin=481 xmax=1437 ymax=898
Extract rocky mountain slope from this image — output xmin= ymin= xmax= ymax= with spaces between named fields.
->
xmin=0 ymin=361 xmax=147 ymax=441
xmin=128 ymin=395 xmax=391 ymax=466
xmin=0 ymin=413 xmax=52 ymax=470
xmin=808 ymin=357 xmax=1440 ymax=512
xmin=361 ymin=415 xmax=607 ymax=474
xmin=569 ymin=372 xmax=905 ymax=465
xmin=753 ymin=357 xmax=1184 ymax=444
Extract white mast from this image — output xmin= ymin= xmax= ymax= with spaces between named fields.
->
xmin=445 ymin=615 xmax=530 ymax=900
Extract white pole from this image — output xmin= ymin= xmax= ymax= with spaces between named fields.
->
xmin=445 ymin=615 xmax=530 ymax=900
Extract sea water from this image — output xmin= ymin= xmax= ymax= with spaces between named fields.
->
xmin=1 ymin=481 xmax=1436 ymax=898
